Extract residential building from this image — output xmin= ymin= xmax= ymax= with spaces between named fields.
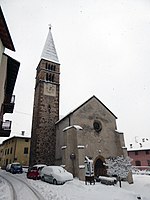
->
xmin=0 ymin=6 xmax=20 ymax=137
xmin=0 ymin=135 xmax=31 ymax=168
xmin=127 ymin=137 xmax=150 ymax=170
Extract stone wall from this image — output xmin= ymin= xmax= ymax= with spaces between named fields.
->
xmin=56 ymin=96 xmax=127 ymax=180
xmin=30 ymin=60 xmax=60 ymax=166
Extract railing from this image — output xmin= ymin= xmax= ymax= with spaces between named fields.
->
xmin=2 ymin=120 xmax=12 ymax=130
xmin=0 ymin=120 xmax=12 ymax=137
xmin=3 ymin=95 xmax=15 ymax=113
xmin=10 ymin=95 xmax=15 ymax=103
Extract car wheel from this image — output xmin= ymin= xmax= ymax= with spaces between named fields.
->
xmin=41 ymin=176 xmax=45 ymax=181
xmin=53 ymin=179 xmax=57 ymax=185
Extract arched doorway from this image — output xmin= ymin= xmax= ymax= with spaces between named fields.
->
xmin=94 ymin=156 xmax=107 ymax=177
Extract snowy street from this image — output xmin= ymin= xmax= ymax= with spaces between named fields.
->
xmin=0 ymin=171 xmax=44 ymax=200
xmin=0 ymin=170 xmax=150 ymax=200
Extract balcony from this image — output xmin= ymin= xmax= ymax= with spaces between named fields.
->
xmin=0 ymin=120 xmax=12 ymax=137
xmin=3 ymin=95 xmax=15 ymax=114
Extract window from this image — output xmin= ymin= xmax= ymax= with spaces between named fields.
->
xmin=46 ymin=73 xmax=49 ymax=81
xmin=24 ymin=147 xmax=28 ymax=154
xmin=135 ymin=151 xmax=138 ymax=155
xmin=135 ymin=160 xmax=141 ymax=166
xmin=10 ymin=147 xmax=13 ymax=154
xmin=49 ymin=74 xmax=52 ymax=81
xmin=46 ymin=73 xmax=53 ymax=82
xmin=7 ymin=149 xmax=9 ymax=155
xmin=52 ymin=74 xmax=54 ymax=82
xmin=147 ymin=160 xmax=150 ymax=166
xmin=93 ymin=120 xmax=102 ymax=132
xmin=5 ymin=149 xmax=7 ymax=155
xmin=145 ymin=150 xmax=149 ymax=155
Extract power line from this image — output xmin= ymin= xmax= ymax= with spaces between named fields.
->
xmin=15 ymin=110 xmax=32 ymax=116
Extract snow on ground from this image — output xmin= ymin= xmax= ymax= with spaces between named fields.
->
xmin=0 ymin=177 xmax=11 ymax=200
xmin=0 ymin=172 xmax=150 ymax=200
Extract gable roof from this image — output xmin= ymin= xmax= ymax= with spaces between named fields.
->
xmin=56 ymin=95 xmax=117 ymax=124
xmin=0 ymin=6 xmax=15 ymax=51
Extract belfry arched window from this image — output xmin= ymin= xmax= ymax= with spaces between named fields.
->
xmin=48 ymin=64 xmax=51 ymax=70
xmin=52 ymin=74 xmax=54 ymax=82
xmin=46 ymin=73 xmax=49 ymax=81
xmin=49 ymin=74 xmax=52 ymax=81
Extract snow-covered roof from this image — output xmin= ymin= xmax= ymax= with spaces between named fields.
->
xmin=1 ymin=135 xmax=30 ymax=145
xmin=63 ymin=125 xmax=83 ymax=132
xmin=41 ymin=26 xmax=59 ymax=64
xmin=127 ymin=137 xmax=150 ymax=151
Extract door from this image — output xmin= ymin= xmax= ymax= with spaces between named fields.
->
xmin=94 ymin=158 xmax=107 ymax=177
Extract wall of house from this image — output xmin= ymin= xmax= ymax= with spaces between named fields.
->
xmin=0 ymin=137 xmax=30 ymax=167
xmin=0 ymin=137 xmax=16 ymax=167
xmin=0 ymin=51 xmax=7 ymax=116
xmin=128 ymin=150 xmax=150 ymax=167
xmin=15 ymin=138 xmax=30 ymax=166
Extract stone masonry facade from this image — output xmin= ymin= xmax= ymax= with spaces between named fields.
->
xmin=30 ymin=59 xmax=60 ymax=166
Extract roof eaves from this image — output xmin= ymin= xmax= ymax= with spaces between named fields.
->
xmin=2 ymin=136 xmax=30 ymax=144
xmin=56 ymin=95 xmax=117 ymax=124
xmin=0 ymin=6 xmax=15 ymax=51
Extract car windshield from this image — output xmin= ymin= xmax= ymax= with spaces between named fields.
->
xmin=32 ymin=167 xmax=37 ymax=170
xmin=12 ymin=164 xmax=22 ymax=169
xmin=53 ymin=167 xmax=66 ymax=173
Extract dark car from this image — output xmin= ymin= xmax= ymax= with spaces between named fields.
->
xmin=10 ymin=163 xmax=23 ymax=174
xmin=27 ymin=164 xmax=46 ymax=180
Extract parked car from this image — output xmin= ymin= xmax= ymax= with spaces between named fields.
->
xmin=22 ymin=166 xmax=29 ymax=173
xmin=6 ymin=164 xmax=12 ymax=172
xmin=27 ymin=164 xmax=46 ymax=180
xmin=41 ymin=166 xmax=73 ymax=185
xmin=10 ymin=162 xmax=23 ymax=174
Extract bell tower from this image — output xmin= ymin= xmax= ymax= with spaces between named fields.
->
xmin=29 ymin=27 xmax=60 ymax=166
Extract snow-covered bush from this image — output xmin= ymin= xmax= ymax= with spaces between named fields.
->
xmin=105 ymin=156 xmax=133 ymax=187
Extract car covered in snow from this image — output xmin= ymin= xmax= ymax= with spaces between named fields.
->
xmin=27 ymin=164 xmax=46 ymax=180
xmin=10 ymin=162 xmax=23 ymax=174
xmin=40 ymin=166 xmax=73 ymax=185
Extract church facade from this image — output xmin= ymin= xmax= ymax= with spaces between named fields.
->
xmin=55 ymin=95 xmax=128 ymax=180
xmin=30 ymin=28 xmax=130 ymax=182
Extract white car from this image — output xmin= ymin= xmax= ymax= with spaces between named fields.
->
xmin=6 ymin=164 xmax=11 ymax=172
xmin=41 ymin=166 xmax=73 ymax=185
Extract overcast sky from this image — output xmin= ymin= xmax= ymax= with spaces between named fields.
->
xmin=1 ymin=0 xmax=150 ymax=145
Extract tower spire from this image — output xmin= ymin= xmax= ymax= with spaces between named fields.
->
xmin=41 ymin=26 xmax=59 ymax=64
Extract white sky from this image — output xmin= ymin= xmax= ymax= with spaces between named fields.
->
xmin=1 ymin=0 xmax=150 ymax=145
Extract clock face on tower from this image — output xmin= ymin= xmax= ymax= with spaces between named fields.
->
xmin=44 ymin=83 xmax=56 ymax=96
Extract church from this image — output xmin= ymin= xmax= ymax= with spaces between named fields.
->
xmin=29 ymin=27 xmax=130 ymax=181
